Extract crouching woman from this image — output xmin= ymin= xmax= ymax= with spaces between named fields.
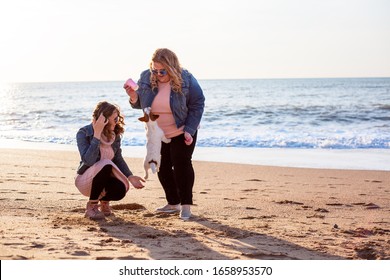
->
xmin=75 ymin=101 xmax=145 ymax=220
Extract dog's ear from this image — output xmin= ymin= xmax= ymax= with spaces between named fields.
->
xmin=138 ymin=113 xmax=149 ymax=122
xmin=150 ymin=113 xmax=160 ymax=121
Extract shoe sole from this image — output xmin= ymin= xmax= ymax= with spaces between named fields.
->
xmin=156 ymin=209 xmax=180 ymax=213
xmin=180 ymin=212 xmax=191 ymax=220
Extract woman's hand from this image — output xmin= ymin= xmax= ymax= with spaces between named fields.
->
xmin=184 ymin=132 xmax=193 ymax=146
xmin=128 ymin=175 xmax=146 ymax=189
xmin=92 ymin=113 xmax=108 ymax=139
xmin=123 ymin=84 xmax=139 ymax=103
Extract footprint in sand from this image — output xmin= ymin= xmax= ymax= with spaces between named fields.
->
xmin=315 ymin=208 xmax=329 ymax=213
xmin=364 ymin=203 xmax=380 ymax=209
xmin=365 ymin=180 xmax=382 ymax=183
xmin=242 ymin=252 xmax=295 ymax=260
xmin=242 ymin=189 xmax=259 ymax=192
xmin=21 ymin=242 xmax=45 ymax=250
xmin=325 ymin=203 xmax=343 ymax=206
xmin=351 ymin=202 xmax=380 ymax=209
xmin=111 ymin=203 xmax=146 ymax=211
xmin=276 ymin=200 xmax=304 ymax=205
xmin=12 ymin=255 xmax=29 ymax=260
xmin=354 ymin=245 xmax=378 ymax=260
xmin=240 ymin=216 xmax=256 ymax=220
xmin=245 ymin=179 xmax=264 ymax=182
xmin=306 ymin=214 xmax=325 ymax=219
xmin=69 ymin=250 xmax=90 ymax=256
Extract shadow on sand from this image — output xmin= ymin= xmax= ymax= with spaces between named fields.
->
xmin=91 ymin=203 xmax=343 ymax=260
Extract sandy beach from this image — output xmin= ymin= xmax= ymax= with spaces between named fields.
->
xmin=0 ymin=148 xmax=389 ymax=260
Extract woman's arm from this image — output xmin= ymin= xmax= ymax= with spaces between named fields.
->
xmin=184 ymin=75 xmax=205 ymax=135
xmin=112 ymin=138 xmax=145 ymax=189
xmin=76 ymin=127 xmax=100 ymax=167
xmin=112 ymin=140 xmax=133 ymax=178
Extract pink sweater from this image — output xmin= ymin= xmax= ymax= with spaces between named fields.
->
xmin=151 ymin=82 xmax=184 ymax=138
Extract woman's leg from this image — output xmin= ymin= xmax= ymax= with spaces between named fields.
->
xmin=100 ymin=177 xmax=127 ymax=201
xmin=158 ymin=141 xmax=180 ymax=205
xmin=169 ymin=131 xmax=197 ymax=205
xmin=87 ymin=164 xmax=126 ymax=218
xmin=85 ymin=164 xmax=112 ymax=219
xmin=99 ymin=177 xmax=127 ymax=216
xmin=90 ymin=164 xmax=112 ymax=200
xmin=90 ymin=164 xmax=127 ymax=201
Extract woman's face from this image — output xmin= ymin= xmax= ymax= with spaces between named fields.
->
xmin=151 ymin=61 xmax=170 ymax=83
xmin=106 ymin=111 xmax=119 ymax=132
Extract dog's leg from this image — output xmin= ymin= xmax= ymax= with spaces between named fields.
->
xmin=162 ymin=136 xmax=171 ymax=144
xmin=150 ymin=162 xmax=157 ymax=174
xmin=143 ymin=159 xmax=149 ymax=180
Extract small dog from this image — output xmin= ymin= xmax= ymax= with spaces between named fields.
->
xmin=139 ymin=107 xmax=171 ymax=179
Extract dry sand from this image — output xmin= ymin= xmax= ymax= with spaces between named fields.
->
xmin=0 ymin=149 xmax=389 ymax=260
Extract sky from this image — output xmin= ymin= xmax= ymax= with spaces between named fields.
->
xmin=0 ymin=0 xmax=389 ymax=82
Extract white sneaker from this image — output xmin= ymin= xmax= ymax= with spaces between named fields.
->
xmin=156 ymin=204 xmax=180 ymax=213
xmin=180 ymin=205 xmax=191 ymax=220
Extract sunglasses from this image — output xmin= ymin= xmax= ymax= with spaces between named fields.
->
xmin=151 ymin=69 xmax=168 ymax=76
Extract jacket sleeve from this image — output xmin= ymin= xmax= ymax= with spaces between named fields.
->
xmin=76 ymin=127 xmax=100 ymax=167
xmin=184 ymin=75 xmax=205 ymax=135
xmin=112 ymin=137 xmax=133 ymax=177
xmin=130 ymin=70 xmax=150 ymax=110
xmin=129 ymin=97 xmax=141 ymax=109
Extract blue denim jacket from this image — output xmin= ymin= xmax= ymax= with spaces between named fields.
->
xmin=131 ymin=69 xmax=205 ymax=136
xmin=76 ymin=123 xmax=132 ymax=177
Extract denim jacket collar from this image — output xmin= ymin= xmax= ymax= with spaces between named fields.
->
xmin=84 ymin=123 xmax=94 ymax=137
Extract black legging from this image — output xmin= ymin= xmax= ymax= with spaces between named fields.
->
xmin=158 ymin=131 xmax=197 ymax=205
xmin=90 ymin=164 xmax=127 ymax=201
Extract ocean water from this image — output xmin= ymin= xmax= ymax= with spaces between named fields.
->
xmin=0 ymin=78 xmax=389 ymax=149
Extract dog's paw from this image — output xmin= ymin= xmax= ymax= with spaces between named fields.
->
xmin=151 ymin=163 xmax=157 ymax=174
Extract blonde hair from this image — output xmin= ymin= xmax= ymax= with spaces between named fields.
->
xmin=92 ymin=101 xmax=125 ymax=140
xmin=150 ymin=48 xmax=183 ymax=94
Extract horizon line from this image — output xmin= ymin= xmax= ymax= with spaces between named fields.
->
xmin=2 ymin=76 xmax=390 ymax=84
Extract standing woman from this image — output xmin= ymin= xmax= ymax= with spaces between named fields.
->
xmin=75 ymin=101 xmax=145 ymax=220
xmin=124 ymin=48 xmax=205 ymax=220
